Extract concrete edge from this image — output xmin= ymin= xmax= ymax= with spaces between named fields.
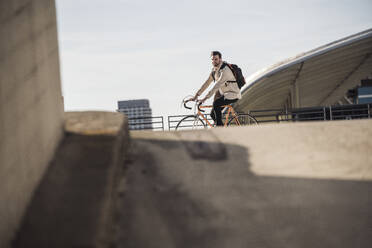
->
xmin=13 ymin=111 xmax=130 ymax=248
xmin=94 ymin=112 xmax=130 ymax=248
xmin=64 ymin=111 xmax=126 ymax=136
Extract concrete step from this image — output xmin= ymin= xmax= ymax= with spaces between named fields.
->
xmin=13 ymin=111 xmax=129 ymax=248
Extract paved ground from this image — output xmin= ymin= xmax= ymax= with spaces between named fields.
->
xmin=115 ymin=120 xmax=372 ymax=248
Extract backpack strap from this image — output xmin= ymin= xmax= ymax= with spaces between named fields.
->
xmin=220 ymin=62 xmax=227 ymax=70
xmin=226 ymin=63 xmax=238 ymax=81
xmin=211 ymin=62 xmax=228 ymax=82
xmin=211 ymin=62 xmax=234 ymax=82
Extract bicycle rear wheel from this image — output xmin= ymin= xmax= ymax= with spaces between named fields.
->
xmin=227 ymin=114 xmax=258 ymax=126
xmin=175 ymin=115 xmax=207 ymax=130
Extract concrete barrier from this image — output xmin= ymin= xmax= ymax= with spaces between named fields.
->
xmin=117 ymin=119 xmax=372 ymax=248
xmin=0 ymin=1 xmax=63 ymax=247
xmin=14 ymin=112 xmax=129 ymax=248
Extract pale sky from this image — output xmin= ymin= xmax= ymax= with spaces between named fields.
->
xmin=56 ymin=0 xmax=372 ymax=117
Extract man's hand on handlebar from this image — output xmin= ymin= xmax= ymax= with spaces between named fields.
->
xmin=182 ymin=94 xmax=206 ymax=112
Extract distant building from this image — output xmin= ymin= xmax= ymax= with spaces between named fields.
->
xmin=117 ymin=99 xmax=152 ymax=130
xmin=346 ymin=79 xmax=372 ymax=104
xmin=357 ymin=79 xmax=372 ymax=104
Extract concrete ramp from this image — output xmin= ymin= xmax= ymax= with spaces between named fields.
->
xmin=116 ymin=119 xmax=372 ymax=248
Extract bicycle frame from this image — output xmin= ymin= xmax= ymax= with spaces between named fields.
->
xmin=198 ymin=104 xmax=241 ymax=127
xmin=179 ymin=97 xmax=257 ymax=130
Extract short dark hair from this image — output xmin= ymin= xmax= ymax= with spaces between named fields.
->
xmin=211 ymin=51 xmax=222 ymax=58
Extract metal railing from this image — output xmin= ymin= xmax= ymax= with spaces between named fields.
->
xmin=168 ymin=112 xmax=254 ymax=130
xmin=167 ymin=114 xmax=215 ymax=130
xmin=121 ymin=103 xmax=371 ymax=131
xmin=248 ymin=103 xmax=371 ymax=124
xmin=127 ymin=116 xmax=164 ymax=131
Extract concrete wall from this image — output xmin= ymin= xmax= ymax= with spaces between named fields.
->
xmin=122 ymin=120 xmax=372 ymax=248
xmin=0 ymin=0 xmax=64 ymax=246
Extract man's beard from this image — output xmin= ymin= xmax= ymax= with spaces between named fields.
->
xmin=213 ymin=61 xmax=221 ymax=67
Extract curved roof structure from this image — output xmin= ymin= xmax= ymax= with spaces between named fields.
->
xmin=235 ymin=29 xmax=372 ymax=112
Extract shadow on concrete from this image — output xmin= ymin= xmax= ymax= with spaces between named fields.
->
xmin=13 ymin=132 xmax=125 ymax=248
xmin=115 ymin=137 xmax=372 ymax=248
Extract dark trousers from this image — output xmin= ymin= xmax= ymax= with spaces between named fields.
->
xmin=210 ymin=96 xmax=238 ymax=126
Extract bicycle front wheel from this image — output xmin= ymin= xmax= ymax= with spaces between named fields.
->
xmin=227 ymin=114 xmax=258 ymax=126
xmin=175 ymin=115 xmax=207 ymax=130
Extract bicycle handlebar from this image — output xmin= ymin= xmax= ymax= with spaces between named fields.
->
xmin=183 ymin=99 xmax=205 ymax=112
xmin=183 ymin=100 xmax=192 ymax=110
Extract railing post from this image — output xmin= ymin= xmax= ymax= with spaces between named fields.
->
xmin=322 ymin=107 xmax=326 ymax=120
xmin=368 ymin=104 xmax=371 ymax=119
xmin=285 ymin=107 xmax=288 ymax=121
xmin=329 ymin=105 xmax=333 ymax=120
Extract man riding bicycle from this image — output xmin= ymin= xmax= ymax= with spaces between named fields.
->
xmin=190 ymin=51 xmax=241 ymax=126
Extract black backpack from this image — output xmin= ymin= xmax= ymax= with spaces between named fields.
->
xmin=212 ymin=62 xmax=246 ymax=89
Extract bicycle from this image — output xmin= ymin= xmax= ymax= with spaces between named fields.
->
xmin=175 ymin=97 xmax=258 ymax=130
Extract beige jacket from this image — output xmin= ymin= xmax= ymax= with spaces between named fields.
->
xmin=196 ymin=61 xmax=242 ymax=100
